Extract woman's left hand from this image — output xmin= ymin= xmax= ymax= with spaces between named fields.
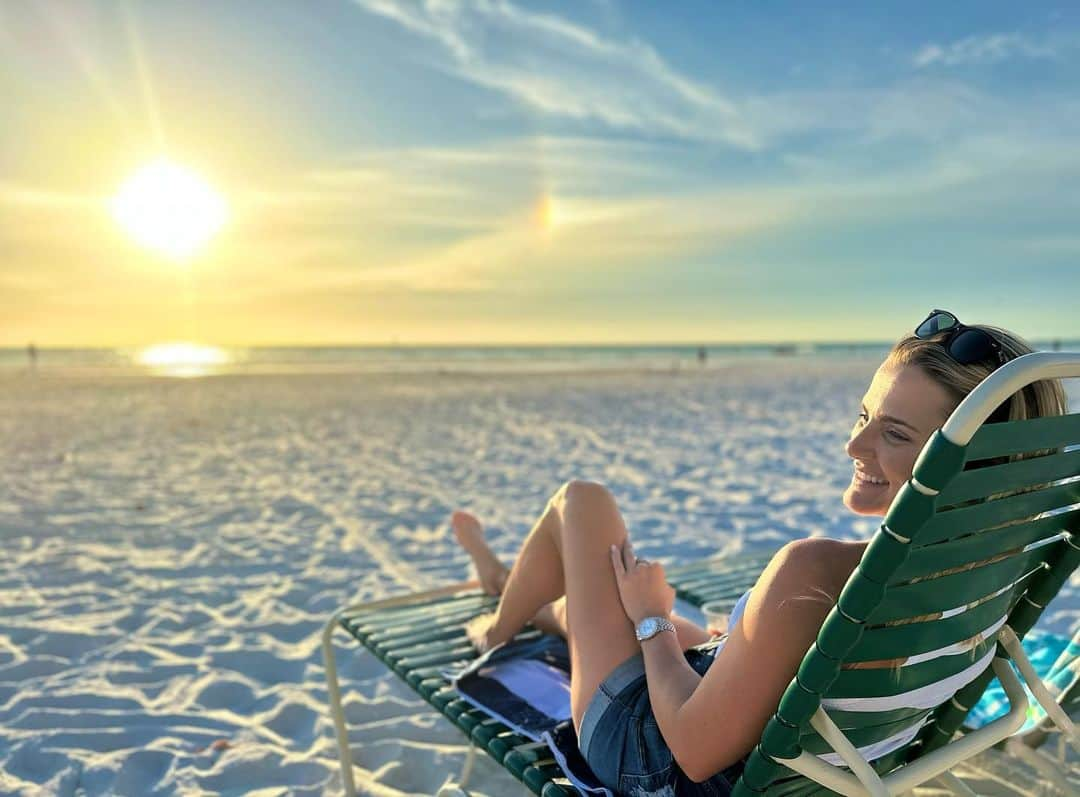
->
xmin=610 ymin=540 xmax=675 ymax=625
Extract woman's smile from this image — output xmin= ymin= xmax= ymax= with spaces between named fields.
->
xmin=852 ymin=469 xmax=888 ymax=487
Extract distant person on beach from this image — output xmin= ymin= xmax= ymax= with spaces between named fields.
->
xmin=449 ymin=310 xmax=1067 ymax=794
xmin=697 ymin=345 xmax=707 ymax=366
xmin=27 ymin=342 xmax=37 ymax=372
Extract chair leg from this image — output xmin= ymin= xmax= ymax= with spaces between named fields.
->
xmin=435 ymin=744 xmax=478 ymax=796
xmin=459 ymin=742 xmax=477 ymax=789
xmin=934 ymin=770 xmax=979 ymax=797
xmin=997 ymin=626 xmax=1080 ymax=754
xmin=322 ymin=612 xmax=359 ymax=797
xmin=1004 ymin=738 xmax=1077 ymax=796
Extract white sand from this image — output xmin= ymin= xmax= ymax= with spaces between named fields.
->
xmin=0 ymin=360 xmax=1076 ymax=796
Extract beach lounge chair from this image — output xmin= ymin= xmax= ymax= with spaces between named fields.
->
xmin=322 ymin=351 xmax=1080 ymax=796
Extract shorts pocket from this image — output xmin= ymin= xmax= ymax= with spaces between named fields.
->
xmin=618 ymin=769 xmax=677 ymax=797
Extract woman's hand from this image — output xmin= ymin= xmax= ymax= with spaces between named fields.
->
xmin=610 ymin=540 xmax=675 ymax=625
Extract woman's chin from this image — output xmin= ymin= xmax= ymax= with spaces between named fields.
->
xmin=842 ymin=485 xmax=889 ymax=516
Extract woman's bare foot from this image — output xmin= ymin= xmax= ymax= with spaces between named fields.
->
xmin=465 ymin=611 xmax=513 ymax=653
xmin=451 ymin=511 xmax=510 ymax=596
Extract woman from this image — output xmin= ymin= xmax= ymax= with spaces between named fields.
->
xmin=450 ymin=311 xmax=1067 ymax=795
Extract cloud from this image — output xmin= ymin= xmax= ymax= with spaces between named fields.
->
xmin=352 ymin=0 xmax=758 ymax=149
xmin=913 ymin=31 xmax=1069 ymax=68
xmin=352 ymin=2 xmax=1080 ymax=161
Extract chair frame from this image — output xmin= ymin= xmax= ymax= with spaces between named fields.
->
xmin=323 ymin=581 xmax=483 ymax=797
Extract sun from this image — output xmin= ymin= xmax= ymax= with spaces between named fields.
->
xmin=111 ymin=159 xmax=228 ymax=260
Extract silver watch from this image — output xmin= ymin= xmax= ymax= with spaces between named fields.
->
xmin=635 ymin=616 xmax=676 ymax=642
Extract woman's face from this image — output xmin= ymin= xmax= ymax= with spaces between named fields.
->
xmin=843 ymin=362 xmax=954 ymax=516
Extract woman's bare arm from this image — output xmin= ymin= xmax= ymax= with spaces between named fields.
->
xmin=647 ymin=540 xmax=865 ymax=781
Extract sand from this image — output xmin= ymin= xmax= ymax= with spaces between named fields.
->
xmin=0 ymin=360 xmax=1076 ymax=795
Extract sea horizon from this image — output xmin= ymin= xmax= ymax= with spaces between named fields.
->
xmin=3 ymin=339 xmax=1079 ymax=378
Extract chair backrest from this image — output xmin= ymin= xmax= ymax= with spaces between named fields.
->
xmin=735 ymin=352 xmax=1080 ymax=796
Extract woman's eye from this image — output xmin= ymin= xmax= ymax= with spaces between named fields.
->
xmin=886 ymin=429 xmax=910 ymax=442
xmin=856 ymin=411 xmax=869 ymax=424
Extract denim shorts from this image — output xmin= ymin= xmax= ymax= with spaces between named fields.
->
xmin=577 ymin=640 xmax=745 ymax=796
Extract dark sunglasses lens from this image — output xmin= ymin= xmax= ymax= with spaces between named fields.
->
xmin=948 ymin=329 xmax=995 ymax=364
xmin=916 ymin=312 xmax=958 ymax=338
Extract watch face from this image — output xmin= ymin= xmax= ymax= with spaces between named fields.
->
xmin=639 ymin=618 xmax=657 ymax=637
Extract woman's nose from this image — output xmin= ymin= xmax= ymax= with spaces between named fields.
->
xmin=846 ymin=423 xmax=873 ymax=460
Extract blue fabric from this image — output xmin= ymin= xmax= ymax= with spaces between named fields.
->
xmin=578 ymin=639 xmax=744 ymax=796
xmin=451 ymin=634 xmax=572 ymax=740
xmin=966 ymin=628 xmax=1079 ymax=731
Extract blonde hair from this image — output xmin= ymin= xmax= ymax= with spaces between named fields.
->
xmin=885 ymin=325 xmax=1068 ymax=425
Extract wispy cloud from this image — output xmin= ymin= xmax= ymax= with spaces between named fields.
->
xmin=352 ymin=0 xmax=758 ymax=149
xmin=913 ymin=31 xmax=1068 ymax=68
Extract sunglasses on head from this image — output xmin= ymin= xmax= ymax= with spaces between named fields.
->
xmin=915 ymin=309 xmax=1007 ymax=367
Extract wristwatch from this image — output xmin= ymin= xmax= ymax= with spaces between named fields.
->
xmin=635 ymin=616 xmax=677 ymax=642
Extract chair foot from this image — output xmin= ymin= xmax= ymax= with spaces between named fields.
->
xmin=434 ymin=744 xmax=478 ymax=796
xmin=1004 ymin=738 xmax=1077 ymax=795
xmin=935 ymin=770 xmax=979 ymax=797
xmin=458 ymin=742 xmax=477 ymax=789
xmin=436 ymin=785 xmax=469 ymax=797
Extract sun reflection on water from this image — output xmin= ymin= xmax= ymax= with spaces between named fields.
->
xmin=136 ymin=342 xmax=230 ymax=377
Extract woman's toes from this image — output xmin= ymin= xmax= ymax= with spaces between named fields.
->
xmin=450 ymin=510 xmax=508 ymax=595
xmin=451 ymin=510 xmax=485 ymax=548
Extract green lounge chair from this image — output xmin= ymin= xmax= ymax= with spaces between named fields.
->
xmin=323 ymin=351 xmax=1080 ymax=796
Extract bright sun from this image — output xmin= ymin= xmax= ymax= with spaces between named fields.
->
xmin=111 ymin=159 xmax=228 ymax=259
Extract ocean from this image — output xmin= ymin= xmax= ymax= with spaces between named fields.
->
xmin=4 ymin=340 xmax=1078 ymax=378
xmin=0 ymin=342 xmax=915 ymax=377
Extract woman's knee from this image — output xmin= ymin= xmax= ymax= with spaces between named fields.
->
xmin=552 ymin=479 xmax=613 ymax=510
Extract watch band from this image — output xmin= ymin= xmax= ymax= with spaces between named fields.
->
xmin=635 ymin=616 xmax=677 ymax=642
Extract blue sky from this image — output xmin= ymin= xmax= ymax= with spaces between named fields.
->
xmin=1 ymin=0 xmax=1078 ymax=344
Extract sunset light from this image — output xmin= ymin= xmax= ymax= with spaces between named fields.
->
xmin=4 ymin=4 xmax=1079 ymax=796
xmin=136 ymin=342 xmax=230 ymax=377
xmin=110 ymin=160 xmax=227 ymax=260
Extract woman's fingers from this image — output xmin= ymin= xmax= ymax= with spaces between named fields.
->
xmin=621 ymin=539 xmax=636 ymax=572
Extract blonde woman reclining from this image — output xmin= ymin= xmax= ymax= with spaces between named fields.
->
xmin=450 ymin=311 xmax=1066 ymax=795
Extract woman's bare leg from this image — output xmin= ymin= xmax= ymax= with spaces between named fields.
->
xmin=453 ymin=501 xmax=711 ymax=649
xmin=467 ymin=481 xmax=647 ymax=729
xmin=459 ymin=494 xmax=568 ymax=651
xmin=451 ymin=511 xmax=510 ymax=595
xmin=532 ymin=597 xmax=568 ymax=638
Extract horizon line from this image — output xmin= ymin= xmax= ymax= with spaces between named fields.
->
xmin=5 ymin=337 xmax=1080 ymax=351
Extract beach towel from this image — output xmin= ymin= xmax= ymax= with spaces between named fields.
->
xmin=449 ymin=634 xmax=613 ymax=795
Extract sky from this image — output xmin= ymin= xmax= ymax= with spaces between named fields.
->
xmin=2 ymin=0 xmax=1079 ymax=346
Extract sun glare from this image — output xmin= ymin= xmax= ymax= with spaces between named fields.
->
xmin=111 ymin=159 xmax=228 ymax=260
xmin=537 ymin=194 xmax=559 ymax=233
xmin=137 ymin=342 xmax=230 ymax=378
